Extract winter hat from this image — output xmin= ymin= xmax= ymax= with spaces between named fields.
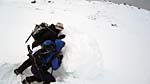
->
xmin=55 ymin=22 xmax=64 ymax=31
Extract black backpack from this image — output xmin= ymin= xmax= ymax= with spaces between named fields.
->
xmin=32 ymin=23 xmax=57 ymax=41
xmin=32 ymin=23 xmax=49 ymax=40
xmin=25 ymin=23 xmax=61 ymax=44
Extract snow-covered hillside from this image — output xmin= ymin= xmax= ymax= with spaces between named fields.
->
xmin=0 ymin=0 xmax=150 ymax=84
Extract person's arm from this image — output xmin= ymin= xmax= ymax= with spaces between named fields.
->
xmin=58 ymin=33 xmax=66 ymax=39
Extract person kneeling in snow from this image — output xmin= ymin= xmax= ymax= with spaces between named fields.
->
xmin=22 ymin=39 xmax=65 ymax=84
xmin=14 ymin=22 xmax=65 ymax=75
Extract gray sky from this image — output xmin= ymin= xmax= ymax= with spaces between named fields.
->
xmin=110 ymin=0 xmax=150 ymax=10
xmin=88 ymin=0 xmax=150 ymax=10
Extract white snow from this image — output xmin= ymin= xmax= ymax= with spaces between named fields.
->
xmin=0 ymin=0 xmax=150 ymax=84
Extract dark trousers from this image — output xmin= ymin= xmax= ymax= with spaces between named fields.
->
xmin=26 ymin=75 xmax=42 ymax=83
xmin=31 ymin=66 xmax=56 ymax=83
xmin=17 ymin=58 xmax=31 ymax=73
xmin=17 ymin=58 xmax=56 ymax=83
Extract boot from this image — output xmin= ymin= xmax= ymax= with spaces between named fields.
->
xmin=22 ymin=79 xmax=28 ymax=84
xmin=14 ymin=69 xmax=22 ymax=75
xmin=43 ymin=81 xmax=50 ymax=84
xmin=25 ymin=76 xmax=42 ymax=83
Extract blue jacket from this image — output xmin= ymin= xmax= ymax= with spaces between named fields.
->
xmin=34 ymin=39 xmax=65 ymax=70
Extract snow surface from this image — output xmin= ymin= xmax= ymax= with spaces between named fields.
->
xmin=0 ymin=0 xmax=150 ymax=84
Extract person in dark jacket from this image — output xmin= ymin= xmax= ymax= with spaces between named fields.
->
xmin=31 ymin=22 xmax=65 ymax=49
xmin=21 ymin=39 xmax=65 ymax=84
xmin=14 ymin=22 xmax=65 ymax=75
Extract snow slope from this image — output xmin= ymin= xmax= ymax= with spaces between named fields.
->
xmin=0 ymin=0 xmax=150 ymax=84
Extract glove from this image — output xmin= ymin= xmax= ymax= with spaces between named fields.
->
xmin=58 ymin=34 xmax=66 ymax=39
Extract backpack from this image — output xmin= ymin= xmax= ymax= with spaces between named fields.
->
xmin=32 ymin=23 xmax=57 ymax=41
xmin=32 ymin=23 xmax=48 ymax=40
xmin=36 ymin=39 xmax=65 ymax=70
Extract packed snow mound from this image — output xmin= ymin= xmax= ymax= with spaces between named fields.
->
xmin=0 ymin=63 xmax=18 ymax=84
xmin=0 ymin=0 xmax=150 ymax=84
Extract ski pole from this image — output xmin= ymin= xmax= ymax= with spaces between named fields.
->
xmin=25 ymin=32 xmax=33 ymax=43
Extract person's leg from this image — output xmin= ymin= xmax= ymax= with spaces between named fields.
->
xmin=31 ymin=66 xmax=56 ymax=84
xmin=41 ymin=71 xmax=56 ymax=84
xmin=43 ymin=81 xmax=50 ymax=84
xmin=26 ymin=76 xmax=42 ymax=83
xmin=22 ymin=76 xmax=42 ymax=84
xmin=14 ymin=58 xmax=31 ymax=75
